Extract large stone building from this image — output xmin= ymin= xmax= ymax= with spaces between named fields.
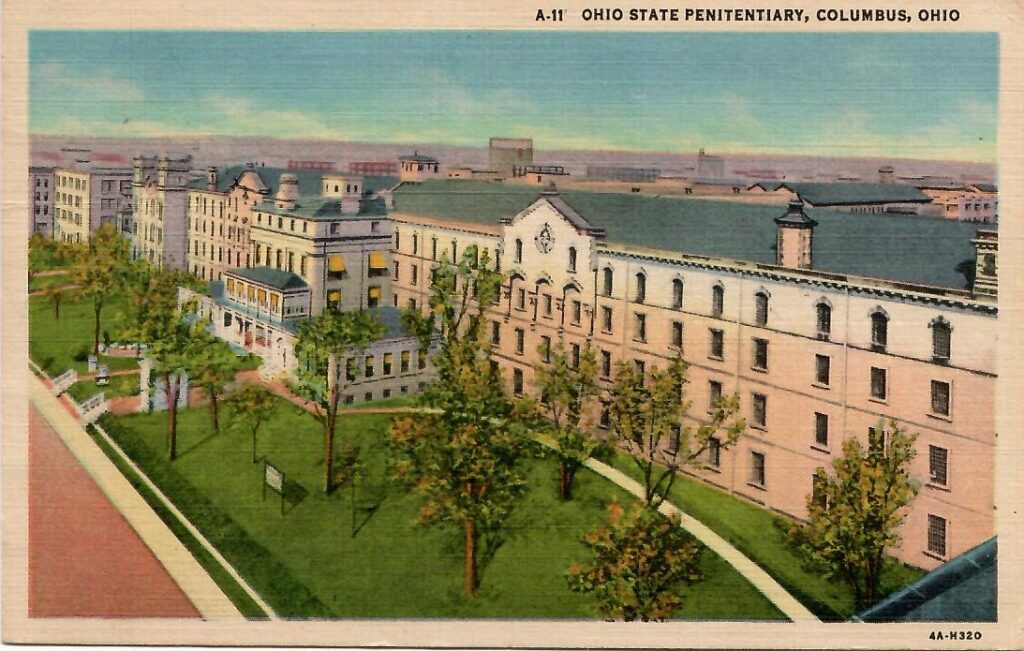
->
xmin=29 ymin=166 xmax=54 ymax=237
xmin=489 ymin=137 xmax=534 ymax=178
xmin=132 ymin=155 xmax=193 ymax=268
xmin=52 ymin=164 xmax=132 ymax=243
xmin=388 ymin=179 xmax=997 ymax=571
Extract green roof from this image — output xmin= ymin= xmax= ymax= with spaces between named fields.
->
xmin=255 ymin=196 xmax=388 ymax=220
xmin=228 ymin=266 xmax=308 ymax=291
xmin=772 ymin=182 xmax=932 ymax=206
xmin=392 ymin=180 xmax=988 ymax=290
xmin=189 ymin=164 xmax=396 ymax=199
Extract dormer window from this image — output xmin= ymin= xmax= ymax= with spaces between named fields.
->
xmin=871 ymin=311 xmax=888 ymax=351
xmin=514 ymin=238 xmax=523 ymax=263
xmin=634 ymin=273 xmax=646 ymax=304
xmin=672 ymin=279 xmax=684 ymax=309
xmin=602 ymin=267 xmax=613 ymax=297
xmin=568 ymin=246 xmax=577 ymax=272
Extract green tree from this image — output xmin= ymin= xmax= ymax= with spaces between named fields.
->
xmin=186 ymin=330 xmax=242 ymax=433
xmin=293 ymin=309 xmax=384 ymax=494
xmin=605 ymin=354 xmax=745 ymax=509
xmin=532 ymin=340 xmax=601 ymax=500
xmin=223 ymin=383 xmax=277 ymax=463
xmin=69 ymin=224 xmax=135 ymax=355
xmin=790 ymin=420 xmax=920 ymax=610
xmin=391 ymin=247 xmax=526 ymax=597
xmin=49 ymin=284 xmax=69 ymax=320
xmin=568 ymin=500 xmax=703 ymax=621
xmin=121 ymin=268 xmax=199 ymax=460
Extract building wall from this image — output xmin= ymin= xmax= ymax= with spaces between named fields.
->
xmin=53 ymin=168 xmax=131 ymax=243
xmin=186 ymin=182 xmax=263 ymax=281
xmin=390 ymin=200 xmax=997 ymax=571
xmin=29 ymin=168 xmax=54 ymax=237
xmin=132 ymin=156 xmax=191 ymax=269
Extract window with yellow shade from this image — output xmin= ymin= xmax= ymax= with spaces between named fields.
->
xmin=368 ymin=251 xmax=388 ymax=277
xmin=247 ymin=286 xmax=255 ymax=301
xmin=226 ymin=278 xmax=235 ymax=293
xmin=257 ymin=289 xmax=267 ymax=304
xmin=367 ymin=285 xmax=381 ymax=307
xmin=327 ymin=290 xmax=341 ymax=311
xmin=328 ymin=254 xmax=346 ymax=280
xmin=270 ymin=293 xmax=280 ymax=311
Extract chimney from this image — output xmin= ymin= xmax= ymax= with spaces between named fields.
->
xmin=774 ymin=199 xmax=818 ymax=269
xmin=971 ymin=229 xmax=998 ymax=297
xmin=878 ymin=165 xmax=895 ymax=184
xmin=274 ymin=173 xmax=300 ymax=210
xmin=206 ymin=166 xmax=218 ymax=191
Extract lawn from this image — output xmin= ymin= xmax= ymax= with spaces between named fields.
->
xmin=66 ymin=373 xmax=140 ymax=403
xmin=607 ymin=452 xmax=924 ymax=621
xmin=29 ymin=294 xmax=139 ymax=376
xmin=99 ymin=401 xmax=785 ymax=620
xmin=28 ymin=273 xmax=73 ymax=293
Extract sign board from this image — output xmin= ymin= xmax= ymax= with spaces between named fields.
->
xmin=87 ymin=355 xmax=98 ymax=372
xmin=264 ymin=463 xmax=284 ymax=493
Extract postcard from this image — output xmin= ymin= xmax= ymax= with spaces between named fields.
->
xmin=2 ymin=0 xmax=1022 ymax=648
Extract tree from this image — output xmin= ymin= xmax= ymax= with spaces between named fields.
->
xmin=568 ymin=500 xmax=703 ymax=621
xmin=69 ymin=224 xmax=135 ymax=355
xmin=49 ymin=285 xmax=69 ymax=320
xmin=29 ymin=233 xmax=69 ymax=279
xmin=120 ymin=268 xmax=199 ymax=460
xmin=390 ymin=246 xmax=526 ymax=597
xmin=532 ymin=340 xmax=601 ymax=500
xmin=224 ymin=383 xmax=277 ymax=463
xmin=605 ymin=354 xmax=745 ymax=509
xmin=293 ymin=309 xmax=384 ymax=494
xmin=186 ymin=330 xmax=242 ymax=433
xmin=790 ymin=420 xmax=920 ymax=610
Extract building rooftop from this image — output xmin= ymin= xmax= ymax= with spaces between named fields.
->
xmin=971 ymin=183 xmax=998 ymax=193
xmin=851 ymin=538 xmax=996 ymax=622
xmin=254 ymin=196 xmax=388 ymax=220
xmin=391 ymin=180 xmax=988 ymax=290
xmin=227 ymin=266 xmax=309 ymax=291
xmin=398 ymin=152 xmax=438 ymax=163
xmin=750 ymin=181 xmax=932 ymax=206
xmin=189 ymin=164 xmax=396 ymax=197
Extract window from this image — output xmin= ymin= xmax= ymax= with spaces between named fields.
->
xmin=412 ymin=234 xmax=418 ymax=255
xmin=327 ymin=290 xmax=342 ymax=311
xmin=931 ymin=380 xmax=950 ymax=416
xmin=431 ymin=238 xmax=437 ymax=260
xmin=568 ymin=247 xmax=577 ymax=272
xmin=932 ymin=320 xmax=951 ymax=361
xmin=927 ymin=515 xmax=947 ymax=557
xmin=451 ymin=240 xmax=457 ymax=261
xmin=929 ymin=446 xmax=948 ymax=486
xmin=602 ymin=267 xmax=613 ymax=296
xmin=708 ymin=380 xmax=722 ymax=410
xmin=633 ymin=313 xmax=647 ymax=342
xmin=516 ymin=288 xmax=526 ymax=310
xmin=541 ymin=335 xmax=552 ymax=363
xmin=513 ymin=368 xmax=524 ymax=396
xmin=394 ymin=230 xmax=401 ymax=250
xmin=709 ymin=329 xmax=724 ymax=359
xmin=635 ymin=273 xmax=646 ymax=303
xmin=514 ymin=238 xmax=523 ymax=263
xmin=712 ymin=285 xmax=724 ymax=318
xmin=707 ymin=437 xmax=721 ymax=467
xmin=491 ymin=321 xmax=501 ymax=345
xmin=815 ymin=354 xmax=831 ymax=386
xmin=400 ymin=350 xmax=411 ymax=373
xmin=367 ymin=286 xmax=381 ymax=308
xmin=362 ymin=355 xmax=375 ymax=378
xmin=750 ymin=451 xmax=766 ymax=487
xmin=515 ymin=328 xmax=525 ymax=355
xmin=543 ymin=294 xmax=552 ymax=317
xmin=814 ymin=412 xmax=829 ymax=447
xmin=345 ymin=358 xmax=357 ymax=382
xmin=752 ymin=338 xmax=768 ymax=371
xmin=816 ymin=303 xmax=832 ymax=338
xmin=571 ymin=343 xmax=581 ymax=369
xmin=982 ymin=254 xmax=995 ymax=276
xmin=418 ymin=349 xmax=427 ymax=370
xmin=393 ymin=261 xmax=400 ymax=281
xmin=411 ymin=265 xmax=419 ymax=286
xmin=754 ymin=292 xmax=769 ymax=326
xmin=672 ymin=279 xmax=684 ymax=309
xmin=751 ymin=393 xmax=767 ymax=428
xmin=600 ymin=350 xmax=612 ymax=378
xmin=871 ymin=311 xmax=888 ymax=350
xmin=870 ymin=367 xmax=887 ymax=400
xmin=671 ymin=321 xmax=683 ymax=348
xmin=601 ymin=306 xmax=613 ymax=333
xmin=328 ymin=254 xmax=346 ymax=279
xmin=571 ymin=300 xmax=581 ymax=325
xmin=383 ymin=353 xmax=394 ymax=375
xmin=634 ymin=359 xmax=646 ymax=379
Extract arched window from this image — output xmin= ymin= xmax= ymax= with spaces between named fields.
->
xmin=635 ymin=272 xmax=647 ymax=303
xmin=754 ymin=292 xmax=769 ymax=326
xmin=672 ymin=278 xmax=684 ymax=309
xmin=602 ymin=267 xmax=613 ymax=297
xmin=931 ymin=318 xmax=951 ymax=361
xmin=514 ymin=238 xmax=523 ymax=263
xmin=712 ymin=284 xmax=724 ymax=318
xmin=816 ymin=302 xmax=832 ymax=338
xmin=568 ymin=246 xmax=577 ymax=272
xmin=870 ymin=311 xmax=888 ymax=350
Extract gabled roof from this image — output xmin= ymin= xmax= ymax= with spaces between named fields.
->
xmin=531 ymin=183 xmax=605 ymax=236
xmin=785 ymin=182 xmax=932 ymax=206
xmin=227 ymin=266 xmax=308 ymax=291
xmin=852 ymin=538 xmax=996 ymax=622
xmin=971 ymin=183 xmax=998 ymax=193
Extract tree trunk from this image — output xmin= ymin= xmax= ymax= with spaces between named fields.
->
xmin=165 ymin=372 xmax=179 ymax=461
xmin=209 ymin=387 xmax=219 ymax=432
xmin=53 ymin=294 xmax=61 ymax=319
xmin=324 ymin=353 xmax=340 ymax=494
xmin=463 ymin=517 xmax=478 ymax=597
xmin=93 ymin=302 xmax=103 ymax=355
xmin=252 ymin=427 xmax=258 ymax=463
xmin=559 ymin=462 xmax=575 ymax=501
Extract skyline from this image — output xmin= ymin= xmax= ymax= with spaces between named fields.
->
xmin=29 ymin=31 xmax=998 ymax=162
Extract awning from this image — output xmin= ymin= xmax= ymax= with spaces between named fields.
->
xmin=368 ymin=286 xmax=382 ymax=299
xmin=328 ymin=254 xmax=346 ymax=273
xmin=368 ymin=251 xmax=387 ymax=269
xmin=327 ymin=290 xmax=341 ymax=303
xmin=270 ymin=293 xmax=280 ymax=308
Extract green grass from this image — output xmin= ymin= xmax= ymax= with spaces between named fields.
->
xmin=607 ymin=451 xmax=924 ymax=621
xmin=29 ymin=295 xmax=139 ymax=376
xmin=28 ymin=273 xmax=72 ymax=293
xmin=66 ymin=373 xmax=140 ymax=402
xmin=236 ymin=353 xmax=263 ymax=372
xmin=100 ymin=401 xmax=785 ymax=620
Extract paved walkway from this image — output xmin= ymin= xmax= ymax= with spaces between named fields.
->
xmin=28 ymin=375 xmax=242 ymax=619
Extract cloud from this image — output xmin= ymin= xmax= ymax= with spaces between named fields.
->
xmin=34 ymin=62 xmax=145 ymax=102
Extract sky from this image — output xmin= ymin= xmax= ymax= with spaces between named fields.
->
xmin=29 ymin=31 xmax=998 ymax=162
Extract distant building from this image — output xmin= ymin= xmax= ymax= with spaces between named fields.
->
xmin=488 ymin=138 xmax=534 ymax=178
xmin=287 ymin=159 xmax=335 ymax=171
xmin=586 ymin=165 xmax=661 ymax=183
xmin=917 ymin=182 xmax=998 ymax=223
xmin=398 ymin=152 xmax=441 ymax=183
xmin=132 ymin=154 xmax=193 ymax=268
xmin=748 ymin=181 xmax=933 ymax=215
xmin=29 ymin=166 xmax=54 ymax=237
xmin=52 ymin=160 xmax=133 ymax=244
xmin=513 ymin=164 xmax=569 ymax=185
xmin=696 ymin=148 xmax=725 ymax=178
xmin=349 ymin=161 xmax=398 ymax=176
xmin=445 ymin=166 xmax=502 ymax=181
xmin=684 ymin=177 xmax=748 ymax=195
